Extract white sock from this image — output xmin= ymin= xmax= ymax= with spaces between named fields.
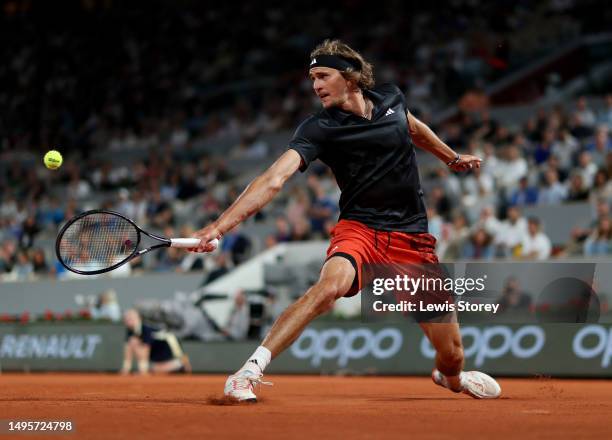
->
xmin=239 ymin=346 xmax=272 ymax=374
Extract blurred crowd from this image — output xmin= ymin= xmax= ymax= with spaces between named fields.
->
xmin=2 ymin=93 xmax=610 ymax=282
xmin=1 ymin=0 xmax=604 ymax=156
xmin=1 ymin=1 xmax=612 ymax=282
xmin=426 ymin=94 xmax=612 ymax=260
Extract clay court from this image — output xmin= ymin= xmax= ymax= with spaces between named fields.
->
xmin=0 ymin=374 xmax=610 ymax=439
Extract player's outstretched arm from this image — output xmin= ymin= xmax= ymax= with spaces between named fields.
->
xmin=189 ymin=150 xmax=302 ymax=252
xmin=406 ymin=111 xmax=481 ymax=172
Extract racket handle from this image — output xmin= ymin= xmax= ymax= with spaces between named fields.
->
xmin=170 ymin=238 xmax=219 ymax=251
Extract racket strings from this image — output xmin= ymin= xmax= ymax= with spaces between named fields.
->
xmin=58 ymin=213 xmax=139 ymax=272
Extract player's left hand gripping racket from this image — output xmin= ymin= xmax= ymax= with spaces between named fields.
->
xmin=56 ymin=209 xmax=218 ymax=275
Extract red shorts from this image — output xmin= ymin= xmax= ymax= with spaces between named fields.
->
xmin=326 ymin=219 xmax=439 ymax=297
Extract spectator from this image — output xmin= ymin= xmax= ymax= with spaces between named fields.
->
xmin=533 ymin=128 xmax=556 ymax=165
xmin=273 ymin=216 xmax=292 ymax=243
xmin=458 ymin=86 xmax=489 ymax=114
xmin=538 ymin=169 xmax=567 ymax=204
xmin=480 ymin=142 xmax=500 ymax=178
xmin=155 ymin=227 xmax=183 ymax=271
xmin=583 ymin=217 xmax=611 ymax=256
xmin=461 ymin=229 xmax=495 ymax=260
xmin=176 ymin=165 xmax=204 ymax=201
xmin=91 ymin=289 xmax=122 ymax=322
xmin=542 ymin=154 xmax=568 ymax=182
xmin=286 ymin=187 xmax=311 ymax=226
xmin=520 ymin=217 xmax=552 ymax=260
xmin=587 ymin=125 xmax=612 ymax=167
xmin=564 ymin=199 xmax=611 ymax=257
xmin=552 ymin=129 xmax=579 ymax=171
xmin=230 ymin=134 xmax=269 ymax=160
xmin=471 ymin=206 xmax=502 ymax=238
xmin=429 ymin=186 xmax=453 ymax=220
xmin=201 ymin=252 xmax=230 ymax=286
xmin=496 ymin=145 xmax=528 ymax=191
xmin=573 ymin=96 xmax=596 ymax=130
xmin=598 ymin=94 xmax=612 ymax=128
xmin=427 ymin=207 xmax=444 ymax=242
xmin=433 ymin=167 xmax=462 ymax=201
xmin=39 ymin=196 xmax=66 ymax=228
xmin=31 ymin=248 xmax=49 ymax=275
xmin=11 ymin=250 xmax=34 ymax=281
xmin=225 ymin=290 xmax=250 ymax=340
xmin=576 ymin=151 xmax=598 ymax=187
xmin=438 ymin=213 xmax=469 ymax=260
xmin=508 ymin=176 xmax=539 ymax=207
xmin=497 ymin=277 xmax=532 ymax=313
xmin=566 ymin=173 xmax=590 ymax=202
xmin=0 ymin=240 xmax=17 ymax=273
xmin=461 ymin=165 xmax=495 ymax=211
xmin=19 ymin=215 xmax=40 ymax=249
xmin=589 ymin=169 xmax=612 ymax=203
xmin=497 ymin=206 xmax=528 ymax=257
xmin=220 ymin=224 xmax=252 ymax=265
xmin=125 ymin=190 xmax=148 ymax=226
xmin=307 ymin=184 xmax=338 ymax=236
xmin=290 ymin=216 xmax=313 ymax=241
xmin=147 ymin=189 xmax=175 ymax=228
xmin=66 ymin=171 xmax=92 ymax=200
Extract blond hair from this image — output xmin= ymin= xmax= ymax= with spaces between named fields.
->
xmin=310 ymin=39 xmax=375 ymax=90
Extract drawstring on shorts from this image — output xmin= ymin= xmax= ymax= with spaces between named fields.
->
xmin=374 ymin=230 xmax=391 ymax=251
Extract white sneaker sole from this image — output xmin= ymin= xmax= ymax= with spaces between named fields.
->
xmin=461 ymin=371 xmax=502 ymax=399
xmin=432 ymin=369 xmax=501 ymax=399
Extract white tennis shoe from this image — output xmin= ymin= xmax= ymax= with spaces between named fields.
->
xmin=432 ymin=369 xmax=501 ymax=399
xmin=224 ymin=370 xmax=272 ymax=402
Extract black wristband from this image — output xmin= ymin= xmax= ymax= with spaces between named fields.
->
xmin=446 ymin=154 xmax=461 ymax=167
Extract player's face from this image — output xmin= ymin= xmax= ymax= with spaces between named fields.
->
xmin=309 ymin=67 xmax=351 ymax=108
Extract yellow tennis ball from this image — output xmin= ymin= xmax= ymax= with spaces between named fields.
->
xmin=44 ymin=150 xmax=63 ymax=170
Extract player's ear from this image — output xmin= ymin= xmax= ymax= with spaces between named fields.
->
xmin=346 ymin=78 xmax=359 ymax=92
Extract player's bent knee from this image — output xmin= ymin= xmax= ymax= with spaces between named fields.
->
xmin=308 ymin=279 xmax=344 ymax=315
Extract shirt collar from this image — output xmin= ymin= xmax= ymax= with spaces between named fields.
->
xmin=323 ymin=88 xmax=382 ymax=123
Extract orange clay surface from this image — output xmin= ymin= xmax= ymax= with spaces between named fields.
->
xmin=0 ymin=374 xmax=610 ymax=440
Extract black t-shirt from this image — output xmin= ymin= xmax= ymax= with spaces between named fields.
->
xmin=288 ymin=83 xmax=428 ymax=232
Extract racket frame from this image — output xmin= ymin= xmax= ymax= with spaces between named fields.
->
xmin=55 ymin=209 xmax=174 ymax=275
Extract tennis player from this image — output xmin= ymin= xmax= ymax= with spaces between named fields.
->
xmin=121 ymin=309 xmax=191 ymax=375
xmin=191 ymin=40 xmax=501 ymax=401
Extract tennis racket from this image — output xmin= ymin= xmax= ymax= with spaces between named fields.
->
xmin=55 ymin=209 xmax=218 ymax=275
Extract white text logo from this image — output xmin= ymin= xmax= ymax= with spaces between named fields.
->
xmin=291 ymin=327 xmax=403 ymax=366
xmin=573 ymin=325 xmax=612 ymax=367
xmin=421 ymin=325 xmax=545 ymax=367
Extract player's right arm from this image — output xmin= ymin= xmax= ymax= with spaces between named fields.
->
xmin=190 ymin=149 xmax=302 ymax=252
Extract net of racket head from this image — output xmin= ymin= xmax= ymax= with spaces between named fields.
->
xmin=57 ymin=211 xmax=141 ymax=275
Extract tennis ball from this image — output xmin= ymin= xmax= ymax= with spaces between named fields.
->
xmin=44 ymin=150 xmax=63 ymax=170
